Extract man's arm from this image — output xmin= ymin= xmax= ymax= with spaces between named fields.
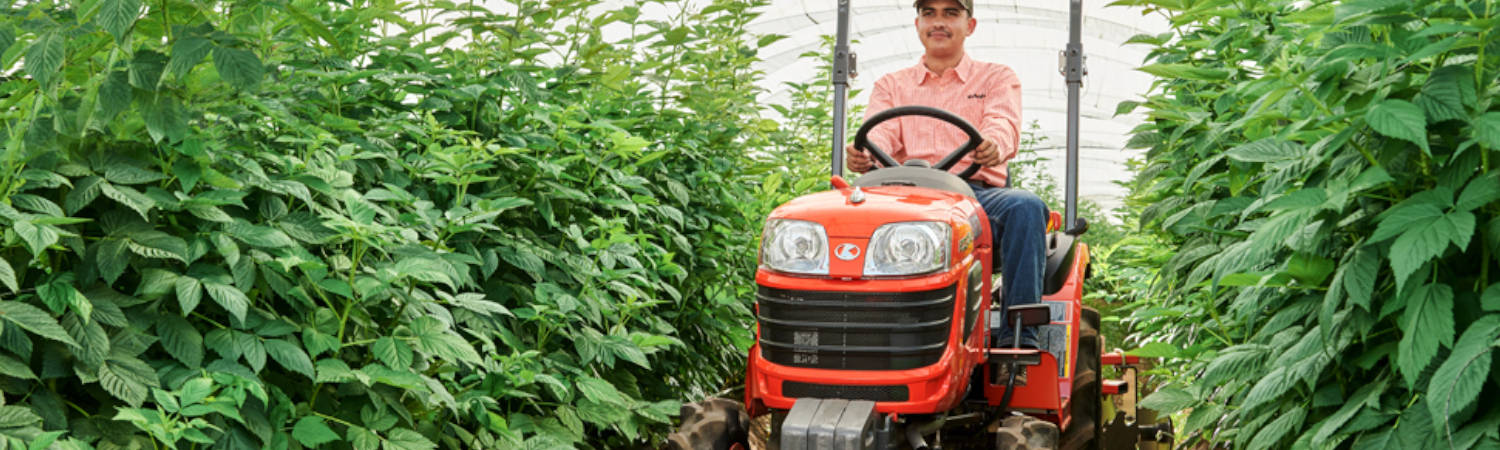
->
xmin=978 ymin=66 xmax=1023 ymax=164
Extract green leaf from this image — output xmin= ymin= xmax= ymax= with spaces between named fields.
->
xmin=95 ymin=0 xmax=143 ymax=41
xmin=101 ymin=182 xmax=156 ymax=220
xmin=144 ymin=94 xmax=188 ymax=143
xmin=13 ymin=220 xmax=60 ymax=256
xmin=157 ymin=314 xmax=203 ymax=367
xmin=348 ymin=426 xmax=382 ymax=450
xmin=1427 ymin=315 xmax=1500 ymax=439
xmin=1398 ymin=283 xmax=1455 ymax=387
xmin=1139 ymin=387 xmax=1195 ymax=413
xmin=1343 ymin=247 xmax=1379 ymax=311
xmin=95 ymin=239 xmax=131 ymax=285
xmin=409 ymin=318 xmax=481 ymax=366
xmin=99 ymin=356 xmax=159 ymax=407
xmin=0 ymin=353 xmax=37 ymax=380
xmin=224 ymin=220 xmax=296 ymax=248
xmin=1365 ymin=99 xmax=1429 ymax=154
xmin=0 ymin=27 xmax=12 ymax=55
xmin=0 ymin=257 xmax=18 ymax=294
xmin=63 ymin=315 xmax=108 ymax=368
xmin=236 ymin=332 xmax=266 ymax=372
xmin=1474 ymin=112 xmax=1500 ymax=150
xmin=265 ymin=339 xmax=314 ymax=379
xmin=1415 ymin=66 xmax=1469 ymax=123
xmin=292 ymin=416 xmax=341 ymax=447
xmin=175 ymin=275 xmax=202 ymax=314
xmin=66 ymin=176 xmax=104 ymax=215
xmin=179 ymin=376 xmax=212 ymax=407
xmin=129 ymin=50 xmax=166 ymax=90
xmin=0 ymin=405 xmax=41 ymax=429
xmin=575 ymin=376 xmax=626 ymax=406
xmin=1311 ymin=379 xmax=1387 ymax=445
xmin=126 ymin=230 xmax=189 ymax=262
xmin=383 ymin=428 xmax=436 ymax=450
xmin=1138 ymin=63 xmax=1230 ymax=81
xmin=1458 ymin=173 xmax=1500 ymax=212
xmin=0 ymin=301 xmax=79 ymax=347
xmin=166 ymin=37 xmax=211 ymax=80
xmin=24 ymin=33 xmax=64 ymax=86
xmin=372 ymin=337 xmax=413 ymax=369
xmin=203 ymin=282 xmax=249 ymax=322
xmin=212 ymin=46 xmax=263 ymax=90
xmin=1225 ymin=138 xmax=1306 ymax=163
xmin=98 ymin=71 xmax=132 ymax=121
xmin=1248 ymin=406 xmax=1306 ymax=450
xmin=1389 ymin=211 xmax=1470 ymax=287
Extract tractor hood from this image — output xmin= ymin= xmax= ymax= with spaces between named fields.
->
xmin=767 ymin=185 xmax=978 ymax=238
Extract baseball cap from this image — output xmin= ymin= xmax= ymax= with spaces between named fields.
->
xmin=913 ymin=0 xmax=973 ymax=15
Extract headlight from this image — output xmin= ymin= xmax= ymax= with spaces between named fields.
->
xmin=864 ymin=221 xmax=950 ymax=276
xmin=760 ymin=219 xmax=829 ymax=275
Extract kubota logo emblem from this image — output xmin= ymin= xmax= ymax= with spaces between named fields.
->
xmin=834 ymin=243 xmax=861 ymax=261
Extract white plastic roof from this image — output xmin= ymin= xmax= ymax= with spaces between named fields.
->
xmin=748 ymin=0 xmax=1168 ymax=214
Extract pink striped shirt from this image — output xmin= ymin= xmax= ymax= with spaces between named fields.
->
xmin=862 ymin=53 xmax=1022 ymax=188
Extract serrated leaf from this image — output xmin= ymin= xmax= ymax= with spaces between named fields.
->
xmin=410 ymin=320 xmax=480 ymax=366
xmin=64 ymin=315 xmax=108 ymax=368
xmin=1226 ymin=138 xmax=1306 ymax=163
xmin=575 ymin=377 xmax=626 ymax=406
xmin=126 ymin=230 xmax=189 ymax=262
xmin=0 ymin=302 xmax=78 ymax=347
xmin=372 ymin=337 xmax=413 ymax=369
xmin=95 ymin=0 xmax=143 ymax=41
xmin=157 ymin=314 xmax=203 ymax=367
xmin=1139 ymin=387 xmax=1195 ymax=413
xmin=236 ymin=332 xmax=266 ymax=372
xmin=348 ymin=426 xmax=382 ymax=450
xmin=212 ymin=46 xmax=263 ymax=90
xmin=0 ymin=258 xmax=18 ymax=294
xmin=1415 ymin=68 xmax=1468 ymax=123
xmin=25 ymin=33 xmax=64 ymax=86
xmin=98 ymin=71 xmax=132 ymax=121
xmin=13 ymin=220 xmax=60 ymax=256
xmin=0 ymin=405 xmax=41 ymax=429
xmin=264 ymin=339 xmax=314 ymax=379
xmin=174 ymin=275 xmax=202 ymax=314
xmin=94 ymin=239 xmax=130 ymax=285
xmin=1475 ymin=112 xmax=1500 ymax=150
xmin=144 ymin=94 xmax=187 ymax=143
xmin=0 ymin=353 xmax=36 ymax=380
xmin=383 ymin=428 xmax=436 ymax=450
xmin=1138 ymin=63 xmax=1230 ymax=80
xmin=104 ymin=165 xmax=167 ymax=185
xmin=98 ymin=356 xmax=159 ymax=407
xmin=1427 ymin=315 xmax=1500 ymax=440
xmin=1398 ymin=283 xmax=1455 ymax=387
xmin=179 ymin=377 xmax=212 ymax=406
xmin=101 ymin=182 xmax=155 ymax=220
xmin=129 ymin=50 xmax=166 ymax=90
xmin=166 ymin=37 xmax=211 ymax=80
xmin=293 ymin=416 xmax=340 ymax=447
xmin=1248 ymin=406 xmax=1306 ymax=450
xmin=1458 ymin=173 xmax=1500 ymax=212
xmin=203 ymin=282 xmax=249 ymax=322
xmin=224 ymin=220 xmax=295 ymax=248
xmin=1343 ymin=248 xmax=1379 ymax=311
xmin=1366 ymin=99 xmax=1429 ymax=154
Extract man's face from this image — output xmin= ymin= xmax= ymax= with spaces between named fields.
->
xmin=915 ymin=0 xmax=975 ymax=57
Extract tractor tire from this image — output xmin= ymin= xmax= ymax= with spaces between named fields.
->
xmin=1062 ymin=307 xmax=1103 ymax=450
xmin=664 ymin=398 xmax=750 ymax=450
xmin=995 ymin=414 xmax=1061 ymax=449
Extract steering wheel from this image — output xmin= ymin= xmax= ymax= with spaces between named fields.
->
xmin=852 ymin=105 xmax=985 ymax=180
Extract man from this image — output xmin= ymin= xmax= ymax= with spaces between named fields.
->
xmin=846 ymin=0 xmax=1046 ymax=348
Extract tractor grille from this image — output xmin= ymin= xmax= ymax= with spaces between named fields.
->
xmin=757 ymin=284 xmax=955 ymax=370
xmin=782 ymin=381 xmax=910 ymax=402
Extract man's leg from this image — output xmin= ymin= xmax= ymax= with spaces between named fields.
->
xmin=973 ymin=186 xmax=1047 ymax=348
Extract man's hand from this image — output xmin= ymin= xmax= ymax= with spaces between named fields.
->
xmin=845 ymin=143 xmax=874 ymax=172
xmin=971 ymin=138 xmax=1011 ymax=167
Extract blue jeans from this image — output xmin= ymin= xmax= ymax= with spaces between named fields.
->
xmin=971 ymin=184 xmax=1046 ymax=348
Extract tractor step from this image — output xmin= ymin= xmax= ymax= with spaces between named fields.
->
xmin=1101 ymin=352 xmax=1139 ymax=366
xmin=1102 ymin=379 xmax=1128 ymax=395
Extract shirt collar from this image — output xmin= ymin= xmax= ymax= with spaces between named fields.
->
xmin=914 ymin=53 xmax=974 ymax=85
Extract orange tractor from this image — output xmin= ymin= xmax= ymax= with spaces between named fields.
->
xmin=668 ymin=1 xmax=1173 ymax=449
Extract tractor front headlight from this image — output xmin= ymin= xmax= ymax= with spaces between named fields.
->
xmin=864 ymin=221 xmax=950 ymax=277
xmin=760 ymin=219 xmax=829 ymax=275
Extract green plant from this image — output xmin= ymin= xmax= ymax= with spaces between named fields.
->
xmin=1113 ymin=0 xmax=1500 ymax=448
xmin=0 ymin=0 xmax=781 ymax=448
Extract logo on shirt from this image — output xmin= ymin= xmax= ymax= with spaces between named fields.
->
xmin=967 ymin=93 xmax=986 ymax=99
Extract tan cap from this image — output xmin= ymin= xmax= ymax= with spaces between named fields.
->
xmin=913 ymin=0 xmax=973 ymax=15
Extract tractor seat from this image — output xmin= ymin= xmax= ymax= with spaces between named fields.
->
xmin=851 ymin=165 xmax=976 ymax=198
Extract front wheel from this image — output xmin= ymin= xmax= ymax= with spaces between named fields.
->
xmin=995 ymin=414 xmax=1061 ymax=449
xmin=664 ymin=398 xmax=750 ymax=450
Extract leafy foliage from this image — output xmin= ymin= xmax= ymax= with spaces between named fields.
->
xmin=1114 ymin=0 xmax=1500 ymax=447
xmin=0 ymin=0 xmax=782 ymax=447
